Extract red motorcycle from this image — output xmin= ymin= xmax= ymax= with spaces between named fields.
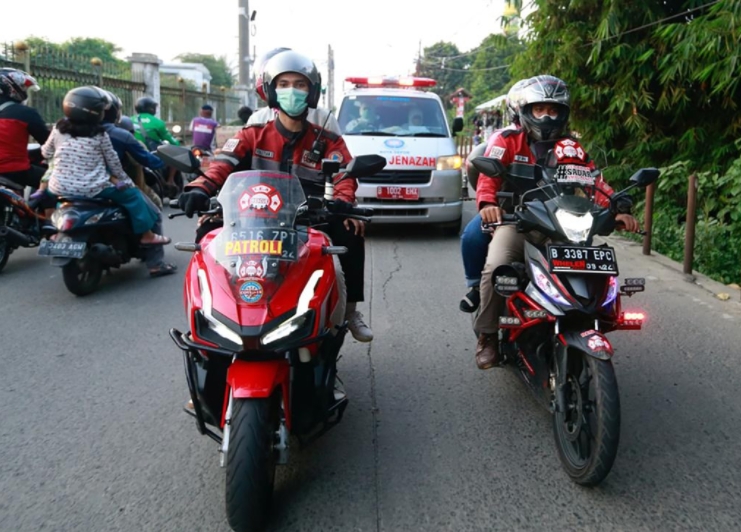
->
xmin=159 ymin=145 xmax=384 ymax=532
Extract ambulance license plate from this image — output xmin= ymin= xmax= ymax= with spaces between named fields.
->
xmin=376 ymin=186 xmax=420 ymax=200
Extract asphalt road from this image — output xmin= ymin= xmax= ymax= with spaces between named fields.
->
xmin=2 ymin=202 xmax=741 ymax=532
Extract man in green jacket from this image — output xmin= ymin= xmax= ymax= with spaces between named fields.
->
xmin=132 ymin=96 xmax=180 ymax=196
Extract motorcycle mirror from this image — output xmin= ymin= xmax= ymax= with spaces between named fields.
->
xmin=156 ymin=145 xmax=201 ymax=173
xmin=471 ymin=156 xmax=506 ymax=178
xmin=321 ymin=159 xmax=341 ymax=179
xmin=344 ymin=154 xmax=387 ymax=178
xmin=629 ymin=168 xmax=660 ymax=188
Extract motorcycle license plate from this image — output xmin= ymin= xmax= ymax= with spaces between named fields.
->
xmin=38 ymin=240 xmax=86 ymax=258
xmin=547 ymin=245 xmax=618 ymax=275
xmin=376 ymin=186 xmax=419 ymax=200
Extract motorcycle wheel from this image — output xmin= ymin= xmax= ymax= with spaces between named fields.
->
xmin=225 ymin=395 xmax=280 ymax=532
xmin=552 ymin=350 xmax=620 ymax=486
xmin=0 ymin=236 xmax=10 ymax=273
xmin=62 ymin=258 xmax=103 ymax=296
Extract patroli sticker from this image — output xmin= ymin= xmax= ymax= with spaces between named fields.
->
xmin=222 ymin=138 xmax=240 ymax=152
xmin=489 ymin=146 xmax=506 ymax=160
xmin=226 ymin=240 xmax=283 ymax=256
xmin=555 ymin=164 xmax=595 ymax=185
xmin=239 ymin=281 xmax=263 ymax=303
xmin=238 ymin=184 xmax=283 ymax=214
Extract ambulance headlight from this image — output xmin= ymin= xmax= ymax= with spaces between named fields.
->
xmin=436 ymin=155 xmax=462 ymax=171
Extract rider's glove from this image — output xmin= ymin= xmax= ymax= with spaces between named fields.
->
xmin=178 ymin=189 xmax=211 ymax=218
xmin=331 ymin=199 xmax=354 ymax=215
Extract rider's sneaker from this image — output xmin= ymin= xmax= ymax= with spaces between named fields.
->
xmin=347 ymin=311 xmax=373 ymax=342
xmin=459 ymin=286 xmax=480 ymax=313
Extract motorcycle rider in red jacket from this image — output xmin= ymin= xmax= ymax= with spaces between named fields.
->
xmin=0 ymin=68 xmax=49 ymax=189
xmin=179 ymin=50 xmax=374 ymax=342
xmin=473 ymin=75 xmax=639 ymax=370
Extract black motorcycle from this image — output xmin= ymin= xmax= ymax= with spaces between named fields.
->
xmin=38 ymin=196 xmax=149 ymax=295
xmin=471 ymin=155 xmax=659 ymax=485
xmin=0 ymin=144 xmax=55 ymax=272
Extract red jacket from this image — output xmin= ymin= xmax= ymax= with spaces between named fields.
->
xmin=476 ymin=128 xmax=614 ymax=210
xmin=186 ymin=118 xmax=356 ymax=203
xmin=0 ymin=99 xmax=49 ymax=173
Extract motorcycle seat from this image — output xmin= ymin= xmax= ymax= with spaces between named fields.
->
xmin=0 ymin=175 xmax=25 ymax=192
xmin=57 ymin=195 xmax=118 ymax=206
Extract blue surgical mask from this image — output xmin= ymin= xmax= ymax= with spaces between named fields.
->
xmin=275 ymin=88 xmax=309 ymax=117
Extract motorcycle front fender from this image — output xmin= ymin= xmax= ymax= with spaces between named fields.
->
xmin=226 ymin=359 xmax=290 ymax=399
xmin=560 ymin=330 xmax=614 ymax=361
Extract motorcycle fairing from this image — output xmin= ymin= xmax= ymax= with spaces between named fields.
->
xmin=226 ymin=359 xmax=292 ymax=429
xmin=559 ymin=330 xmax=614 ymax=360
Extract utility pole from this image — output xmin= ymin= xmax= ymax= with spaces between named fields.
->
xmin=238 ymin=0 xmax=250 ymax=86
xmin=327 ymin=45 xmax=334 ymax=112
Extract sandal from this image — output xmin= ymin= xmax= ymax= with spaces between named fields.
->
xmin=149 ymin=262 xmax=178 ymax=278
xmin=140 ymin=234 xmax=172 ymax=247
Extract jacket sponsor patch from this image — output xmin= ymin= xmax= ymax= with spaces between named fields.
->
xmin=255 ymin=148 xmax=273 ymax=158
xmin=301 ymin=150 xmax=318 ymax=167
xmin=514 ymin=154 xmax=529 ymax=162
xmin=489 ymin=146 xmax=506 ymax=159
xmin=222 ymin=139 xmax=240 ymax=152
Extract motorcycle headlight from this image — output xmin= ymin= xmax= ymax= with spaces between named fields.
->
xmin=261 ymin=269 xmax=323 ymax=347
xmin=602 ymin=276 xmax=619 ymax=308
xmin=529 ymin=260 xmax=572 ymax=308
xmin=436 ymin=155 xmax=462 ymax=171
xmin=197 ymin=269 xmax=242 ymax=345
xmin=555 ymin=209 xmax=593 ymax=244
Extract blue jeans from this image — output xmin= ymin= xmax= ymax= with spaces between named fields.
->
xmin=96 ymin=186 xmax=158 ymax=235
xmin=460 ymin=213 xmax=492 ymax=288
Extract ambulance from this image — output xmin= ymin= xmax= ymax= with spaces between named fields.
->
xmin=336 ymin=76 xmax=464 ymax=234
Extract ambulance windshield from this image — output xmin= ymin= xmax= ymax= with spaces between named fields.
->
xmin=338 ymin=96 xmax=448 ymax=137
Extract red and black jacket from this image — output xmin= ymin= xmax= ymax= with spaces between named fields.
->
xmin=0 ymin=97 xmax=49 ymax=173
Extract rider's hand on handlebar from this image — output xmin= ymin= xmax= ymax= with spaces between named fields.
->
xmin=615 ymin=213 xmax=641 ymax=233
xmin=178 ymin=189 xmax=211 ymax=218
xmin=480 ymin=204 xmax=503 ymax=224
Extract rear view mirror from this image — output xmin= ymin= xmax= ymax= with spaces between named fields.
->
xmin=629 ymin=168 xmax=660 ymax=187
xmin=344 ymin=154 xmax=387 ymax=178
xmin=452 ymin=117 xmax=464 ymax=135
xmin=157 ymin=144 xmax=201 ymax=173
xmin=471 ymin=156 xmax=506 ymax=178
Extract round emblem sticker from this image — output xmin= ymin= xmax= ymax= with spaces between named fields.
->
xmin=239 ymin=281 xmax=263 ymax=303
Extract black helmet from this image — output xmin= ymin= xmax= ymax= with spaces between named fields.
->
xmin=63 ymin=86 xmax=111 ymax=124
xmin=103 ymin=90 xmax=122 ymax=123
xmin=515 ymin=75 xmax=570 ymax=141
xmin=118 ymin=115 xmax=135 ymax=134
xmin=135 ymin=96 xmax=158 ymax=115
xmin=0 ymin=68 xmax=39 ymax=103
xmin=261 ymin=50 xmax=321 ymax=113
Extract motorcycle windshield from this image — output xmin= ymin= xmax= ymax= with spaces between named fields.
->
xmin=208 ymin=170 xmax=306 ymax=282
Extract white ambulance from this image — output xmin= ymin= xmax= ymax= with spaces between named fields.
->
xmin=336 ymin=76 xmax=464 ymax=234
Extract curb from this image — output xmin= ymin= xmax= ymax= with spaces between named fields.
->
xmin=603 ymin=234 xmax=741 ymax=307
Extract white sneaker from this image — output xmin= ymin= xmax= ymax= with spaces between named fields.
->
xmin=346 ymin=311 xmax=373 ymax=342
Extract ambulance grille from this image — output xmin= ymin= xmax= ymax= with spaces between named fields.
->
xmin=358 ymin=170 xmax=432 ymax=185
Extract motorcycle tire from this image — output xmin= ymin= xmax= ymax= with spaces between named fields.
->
xmin=0 ymin=236 xmax=10 ymax=273
xmin=552 ymin=351 xmax=620 ymax=486
xmin=62 ymin=258 xmax=103 ymax=296
xmin=225 ymin=394 xmax=280 ymax=532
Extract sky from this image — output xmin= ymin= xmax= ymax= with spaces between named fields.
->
xmin=7 ymin=0 xmax=510 ymax=109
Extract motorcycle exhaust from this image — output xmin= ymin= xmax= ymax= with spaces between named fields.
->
xmin=88 ymin=243 xmax=122 ymax=266
xmin=0 ymin=226 xmax=32 ymax=247
xmin=492 ymin=263 xmax=527 ymax=297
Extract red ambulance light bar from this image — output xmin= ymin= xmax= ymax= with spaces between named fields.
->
xmin=346 ymin=76 xmax=437 ymax=88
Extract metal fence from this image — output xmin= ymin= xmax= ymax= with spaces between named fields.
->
xmin=160 ymin=85 xmax=243 ymax=131
xmin=0 ymin=42 xmax=146 ymax=123
xmin=1 ymin=42 xmax=242 ymax=127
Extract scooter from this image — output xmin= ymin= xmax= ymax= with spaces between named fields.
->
xmin=158 ymin=144 xmax=384 ymax=532
xmin=38 ymin=191 xmax=151 ymax=296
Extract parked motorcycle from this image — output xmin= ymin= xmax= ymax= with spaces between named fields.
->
xmin=471 ymin=154 xmax=659 ymax=486
xmin=38 ymin=192 xmax=152 ymax=296
xmin=158 ymin=144 xmax=384 ymax=532
xmin=0 ymin=144 xmax=55 ymax=273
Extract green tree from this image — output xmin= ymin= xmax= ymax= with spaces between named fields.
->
xmin=61 ymin=38 xmax=125 ymax=65
xmin=175 ymin=53 xmax=235 ymax=88
xmin=416 ymin=42 xmax=470 ymax=105
xmin=509 ymin=0 xmax=741 ymax=180
xmin=467 ymin=34 xmax=525 ymax=106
